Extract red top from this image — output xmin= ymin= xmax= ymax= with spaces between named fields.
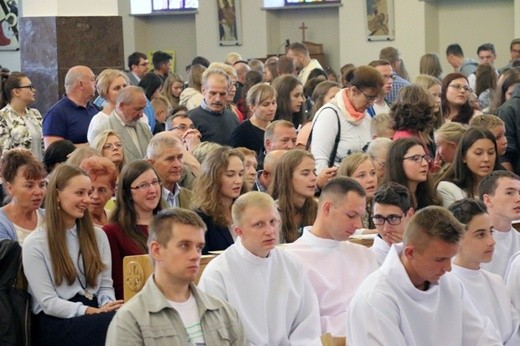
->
xmin=102 ymin=223 xmax=148 ymax=300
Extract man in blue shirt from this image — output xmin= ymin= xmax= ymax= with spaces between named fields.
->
xmin=43 ymin=65 xmax=99 ymax=148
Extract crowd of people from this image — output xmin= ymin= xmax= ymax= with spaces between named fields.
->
xmin=1 ymin=38 xmax=520 ymax=345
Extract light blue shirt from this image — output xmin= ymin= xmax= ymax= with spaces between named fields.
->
xmin=163 ymin=184 xmax=181 ymax=208
xmin=22 ymin=224 xmax=115 ymax=318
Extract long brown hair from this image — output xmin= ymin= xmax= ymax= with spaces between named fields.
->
xmin=110 ymin=160 xmax=163 ymax=252
xmin=269 ymin=149 xmax=317 ymax=243
xmin=45 ymin=164 xmax=105 ymax=287
xmin=191 ymin=147 xmax=247 ymax=227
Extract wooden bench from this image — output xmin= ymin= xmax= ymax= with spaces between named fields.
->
xmin=123 ymin=254 xmax=216 ymax=301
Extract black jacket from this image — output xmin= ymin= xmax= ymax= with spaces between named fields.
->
xmin=0 ymin=239 xmax=31 ymax=346
xmin=498 ymin=85 xmax=520 ymax=175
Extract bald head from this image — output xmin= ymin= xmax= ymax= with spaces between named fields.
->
xmin=64 ymin=65 xmax=96 ymax=103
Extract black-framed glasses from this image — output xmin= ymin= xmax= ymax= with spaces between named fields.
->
xmin=403 ymin=154 xmax=431 ymax=163
xmin=358 ymin=88 xmax=378 ymax=102
xmin=130 ymin=179 xmax=162 ymax=191
xmin=16 ymin=85 xmax=35 ymax=91
xmin=372 ymin=214 xmax=404 ymax=226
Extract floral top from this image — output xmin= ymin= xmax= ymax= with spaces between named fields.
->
xmin=0 ymin=104 xmax=44 ymax=159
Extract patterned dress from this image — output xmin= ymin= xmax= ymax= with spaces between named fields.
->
xmin=0 ymin=104 xmax=43 ymax=159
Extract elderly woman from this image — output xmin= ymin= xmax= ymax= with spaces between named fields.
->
xmin=311 ymin=66 xmax=384 ymax=173
xmin=0 ymin=72 xmax=44 ymax=159
xmin=79 ymin=156 xmax=118 ymax=227
xmin=0 ymin=149 xmax=46 ymax=244
xmin=87 ymin=69 xmax=129 ymax=143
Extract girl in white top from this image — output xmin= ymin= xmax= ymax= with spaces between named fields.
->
xmin=435 ymin=128 xmax=501 ymax=207
xmin=22 ymin=164 xmax=124 ymax=346
xmin=449 ymin=198 xmax=520 ymax=345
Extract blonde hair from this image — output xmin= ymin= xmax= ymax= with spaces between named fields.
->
xmin=469 ymin=114 xmax=504 ymax=130
xmin=161 ymin=73 xmax=184 ymax=108
xmin=96 ymin=69 xmax=129 ymax=99
xmin=338 ymin=152 xmax=372 ymax=177
xmin=370 ymin=112 xmax=395 ymax=138
xmin=433 ymin=122 xmax=467 ymax=144
xmin=232 ymin=191 xmax=278 ymax=227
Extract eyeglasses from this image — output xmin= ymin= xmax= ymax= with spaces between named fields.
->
xmin=448 ymin=84 xmax=472 ymax=93
xmin=358 ymin=88 xmax=378 ymax=102
xmin=102 ymin=142 xmax=123 ymax=150
xmin=372 ymin=214 xmax=404 ymax=226
xmin=403 ymin=154 xmax=431 ymax=163
xmin=16 ymin=85 xmax=35 ymax=91
xmin=171 ymin=124 xmax=195 ymax=131
xmin=130 ymin=179 xmax=162 ymax=191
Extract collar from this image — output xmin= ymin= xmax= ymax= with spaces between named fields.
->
xmin=200 ymin=99 xmax=225 ymax=114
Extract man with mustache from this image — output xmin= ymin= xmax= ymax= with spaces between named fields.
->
xmin=188 ymin=67 xmax=239 ymax=145
xmin=285 ymin=177 xmax=378 ymax=337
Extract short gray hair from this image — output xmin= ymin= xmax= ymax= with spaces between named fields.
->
xmin=147 ymin=131 xmax=183 ymax=159
xmin=201 ymin=67 xmax=230 ymax=88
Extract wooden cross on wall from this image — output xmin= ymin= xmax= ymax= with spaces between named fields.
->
xmin=299 ymin=22 xmax=308 ymax=42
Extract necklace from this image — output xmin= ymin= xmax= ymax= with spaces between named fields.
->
xmin=77 ymin=250 xmax=94 ymax=300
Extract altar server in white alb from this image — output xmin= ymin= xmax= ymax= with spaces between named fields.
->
xmin=198 ymin=191 xmax=322 ymax=346
xmin=479 ymin=170 xmax=520 ymax=278
xmin=449 ymin=198 xmax=520 ymax=345
xmin=285 ymin=177 xmax=378 ymax=336
xmin=347 ymin=206 xmax=502 ymax=346
xmin=370 ymin=182 xmax=414 ymax=266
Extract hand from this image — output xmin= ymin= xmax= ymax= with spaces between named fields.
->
xmin=316 ymin=167 xmax=338 ymax=189
xmin=85 ymin=300 xmax=124 ymax=314
xmin=384 ymin=231 xmax=403 ymax=244
xmin=182 ymin=129 xmax=201 ymax=152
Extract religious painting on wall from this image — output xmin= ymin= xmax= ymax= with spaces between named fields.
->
xmin=217 ymin=0 xmax=242 ymax=46
xmin=0 ymin=0 xmax=18 ymax=50
xmin=365 ymin=0 xmax=395 ymax=41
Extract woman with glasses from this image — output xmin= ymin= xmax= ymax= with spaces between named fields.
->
xmin=310 ymin=66 xmax=384 ymax=174
xmin=0 ymin=71 xmax=44 ymax=159
xmin=102 ymin=160 xmax=163 ymax=299
xmin=0 ymin=148 xmax=46 ymax=244
xmin=381 ymin=138 xmax=441 ymax=210
xmin=191 ymin=146 xmax=247 ymax=254
xmin=22 ymin=164 xmax=123 ymax=346
xmin=91 ymin=130 xmax=126 ymax=174
xmin=435 ymin=128 xmax=501 ymax=208
xmin=86 ymin=69 xmax=129 ymax=143
xmin=79 ymin=156 xmax=117 ymax=227
xmin=441 ymin=72 xmax=481 ymax=124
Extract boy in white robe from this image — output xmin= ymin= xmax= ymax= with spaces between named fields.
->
xmin=449 ymin=198 xmax=520 ymax=345
xmin=198 ymin=191 xmax=322 ymax=346
xmin=347 ymin=206 xmax=502 ymax=346
xmin=479 ymin=170 xmax=520 ymax=278
xmin=285 ymin=177 xmax=378 ymax=336
xmin=371 ymin=182 xmax=414 ymax=265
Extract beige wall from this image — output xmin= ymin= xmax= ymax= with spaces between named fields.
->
xmin=436 ymin=0 xmax=514 ymax=74
xmin=6 ymin=0 xmax=520 ymax=77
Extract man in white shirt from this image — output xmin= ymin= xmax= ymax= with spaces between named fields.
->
xmin=285 ymin=177 xmax=378 ymax=336
xmin=286 ymin=41 xmax=323 ymax=85
xmin=106 ymin=208 xmax=246 ymax=345
xmin=371 ymin=182 xmax=414 ymax=265
xmin=479 ymin=170 xmax=520 ymax=278
xmin=198 ymin=191 xmax=322 ymax=345
xmin=347 ymin=206 xmax=502 ymax=345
